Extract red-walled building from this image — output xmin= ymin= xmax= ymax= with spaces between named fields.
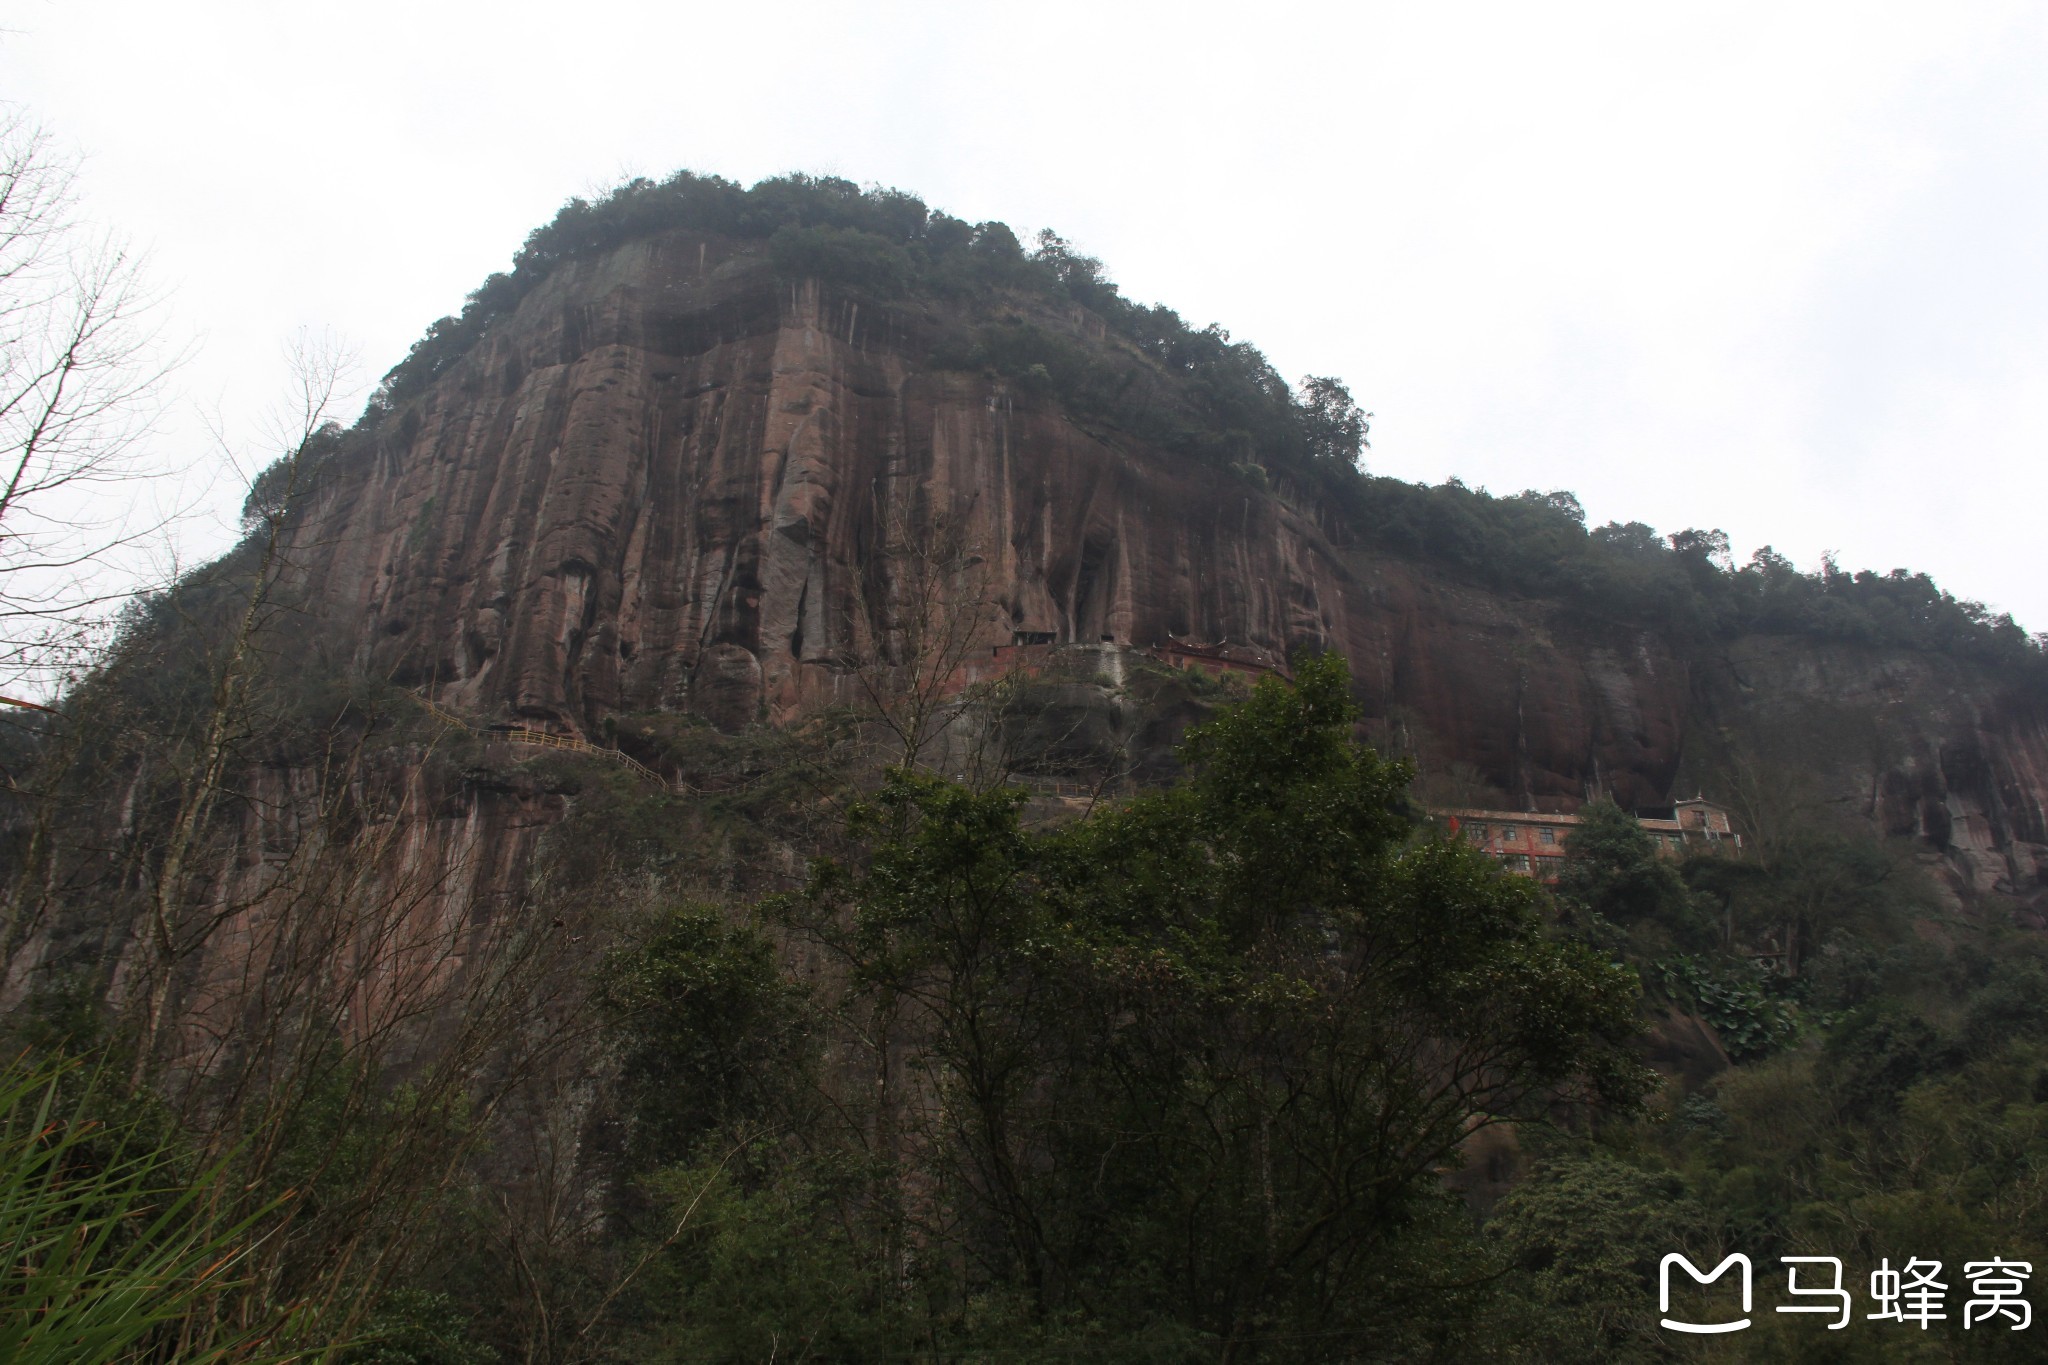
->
xmin=1440 ymin=798 xmax=1740 ymax=882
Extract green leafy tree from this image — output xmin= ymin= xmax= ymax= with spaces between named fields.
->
xmin=1484 ymin=1156 xmax=1719 ymax=1363
xmin=778 ymin=654 xmax=1651 ymax=1356
xmin=1293 ymin=374 xmax=1369 ymax=468
xmin=767 ymin=223 xmax=913 ymax=297
xmin=601 ymin=907 xmax=811 ymax=1169
xmin=1555 ymin=798 xmax=1714 ymax=952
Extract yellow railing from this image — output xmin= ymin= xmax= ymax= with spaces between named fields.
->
xmin=406 ymin=692 xmax=667 ymax=788
xmin=1013 ymin=775 xmax=1127 ymax=800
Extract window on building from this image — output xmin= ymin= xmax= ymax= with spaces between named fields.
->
xmin=1539 ymin=827 xmax=1556 ymax=844
xmin=1511 ymin=855 xmax=1530 ymax=872
xmin=1504 ymin=826 xmax=1519 ymax=844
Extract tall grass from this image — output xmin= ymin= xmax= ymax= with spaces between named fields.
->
xmin=0 ymin=1051 xmax=301 ymax=1363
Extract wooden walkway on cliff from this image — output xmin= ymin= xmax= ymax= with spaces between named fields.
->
xmin=406 ymin=693 xmax=668 ymax=788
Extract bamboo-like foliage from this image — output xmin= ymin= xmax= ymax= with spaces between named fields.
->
xmin=0 ymin=1053 xmax=295 ymax=1364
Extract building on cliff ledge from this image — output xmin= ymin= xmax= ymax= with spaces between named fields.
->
xmin=1438 ymin=797 xmax=1740 ymax=882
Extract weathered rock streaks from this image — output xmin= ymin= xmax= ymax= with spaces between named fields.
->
xmin=1699 ymin=638 xmax=2048 ymax=903
xmin=282 ymin=230 xmax=2045 ymax=901
xmin=297 ymin=240 xmax=1656 ymax=800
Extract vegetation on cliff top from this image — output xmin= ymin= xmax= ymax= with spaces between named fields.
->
xmin=354 ymin=171 xmax=2042 ymax=683
xmin=369 ymin=170 xmax=1373 ymax=490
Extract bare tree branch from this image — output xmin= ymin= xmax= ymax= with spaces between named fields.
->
xmin=0 ymin=106 xmax=178 ymax=695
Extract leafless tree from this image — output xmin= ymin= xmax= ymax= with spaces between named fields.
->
xmin=0 ymin=108 xmax=172 ymax=696
xmin=845 ymin=504 xmax=1006 ymax=775
xmin=840 ymin=495 xmax=1140 ymax=807
xmin=3 ymin=331 xmax=612 ymax=1349
xmin=124 ymin=341 xmax=347 ymax=1075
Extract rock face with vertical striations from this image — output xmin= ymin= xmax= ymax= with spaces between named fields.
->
xmin=278 ymin=225 xmax=2047 ymax=905
xmin=297 ymin=234 xmax=1683 ymax=788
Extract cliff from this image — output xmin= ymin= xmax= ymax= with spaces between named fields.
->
xmin=11 ymin=181 xmax=2046 ymax=1361
xmin=304 ymin=231 xmax=1698 ymax=795
xmin=10 ymin=192 xmax=2039 ymax=1053
xmin=267 ymin=222 xmax=2047 ymax=914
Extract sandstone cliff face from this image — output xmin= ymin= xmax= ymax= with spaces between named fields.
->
xmin=1691 ymin=638 xmax=2048 ymax=906
xmin=0 ymin=733 xmax=570 ymax=1043
xmin=301 ymin=233 xmax=1687 ymax=804
xmin=284 ymin=228 xmax=2045 ymax=903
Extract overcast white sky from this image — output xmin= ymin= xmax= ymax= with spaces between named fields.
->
xmin=5 ymin=0 xmax=2044 ymax=631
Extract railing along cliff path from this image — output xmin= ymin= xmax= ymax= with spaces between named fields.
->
xmin=406 ymin=693 xmax=667 ymax=788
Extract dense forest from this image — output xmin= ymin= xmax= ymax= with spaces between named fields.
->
xmin=4 ymin=168 xmax=2047 ymax=1363
xmin=10 ymin=644 xmax=2048 ymax=1361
